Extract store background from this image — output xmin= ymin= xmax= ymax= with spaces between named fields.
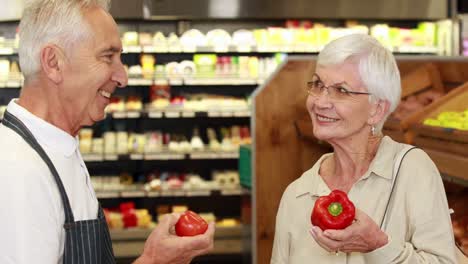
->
xmin=0 ymin=0 xmax=467 ymax=263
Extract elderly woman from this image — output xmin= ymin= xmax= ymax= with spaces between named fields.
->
xmin=271 ymin=34 xmax=457 ymax=264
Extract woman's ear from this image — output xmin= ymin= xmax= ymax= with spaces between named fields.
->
xmin=40 ymin=44 xmax=66 ymax=84
xmin=368 ymin=99 xmax=390 ymax=126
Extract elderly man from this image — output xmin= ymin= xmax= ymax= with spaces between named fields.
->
xmin=0 ymin=0 xmax=214 ymax=263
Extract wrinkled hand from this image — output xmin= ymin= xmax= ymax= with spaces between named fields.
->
xmin=135 ymin=213 xmax=215 ymax=264
xmin=309 ymin=208 xmax=387 ymax=253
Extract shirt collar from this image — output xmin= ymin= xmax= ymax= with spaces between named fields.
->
xmin=365 ymin=136 xmax=396 ymax=181
xmin=295 ymin=153 xmax=333 ymax=198
xmin=294 ymin=136 xmax=397 ymax=198
xmin=6 ymin=99 xmax=78 ymax=157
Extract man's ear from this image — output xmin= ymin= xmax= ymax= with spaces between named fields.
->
xmin=40 ymin=44 xmax=66 ymax=84
xmin=368 ymin=99 xmax=390 ymax=126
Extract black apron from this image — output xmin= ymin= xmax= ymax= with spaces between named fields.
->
xmin=2 ymin=110 xmax=115 ymax=264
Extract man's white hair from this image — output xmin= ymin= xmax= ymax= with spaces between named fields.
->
xmin=19 ymin=0 xmax=110 ymax=79
xmin=317 ymin=34 xmax=401 ymax=132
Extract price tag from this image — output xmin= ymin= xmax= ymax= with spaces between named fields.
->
xmin=161 ymin=190 xmax=185 ymax=197
xmin=237 ymin=79 xmax=256 ymax=85
xmin=172 ymin=190 xmax=185 ymax=196
xmin=233 ymin=111 xmax=250 ymax=117
xmin=221 ymin=189 xmax=243 ymax=196
xmin=220 ymin=111 xmax=233 ymax=117
xmin=154 ymin=46 xmax=169 ymax=53
xmin=121 ymin=191 xmax=146 ymax=198
xmin=168 ymin=153 xmax=185 ymax=160
xmin=142 ymin=46 xmax=157 ymax=53
xmin=154 ymin=79 xmax=168 ymax=85
xmin=181 ymin=111 xmax=195 ymax=118
xmin=182 ymin=46 xmax=196 ymax=53
xmin=186 ymin=190 xmax=211 ymax=196
xmin=126 ymin=111 xmax=141 ymax=119
xmin=138 ymin=79 xmax=153 ymax=86
xmin=96 ymin=191 xmax=119 ymax=199
xmin=190 ymin=152 xmax=210 ymax=159
xmin=164 ymin=111 xmax=180 ymax=118
xmin=148 ymin=111 xmax=163 ymax=118
xmin=236 ymin=45 xmax=252 ymax=53
xmin=160 ymin=191 xmax=173 ymax=197
xmin=214 ymin=45 xmax=228 ymax=53
xmin=6 ymin=80 xmax=20 ymax=88
xmin=130 ymin=153 xmax=143 ymax=160
xmin=126 ymin=46 xmax=142 ymax=53
xmin=127 ymin=79 xmax=139 ymax=86
xmin=0 ymin=47 xmax=14 ymax=55
xmin=144 ymin=153 xmax=164 ymax=160
xmin=219 ymin=152 xmax=239 ymax=159
xmin=104 ymin=154 xmax=118 ymax=161
xmin=82 ymin=153 xmax=104 ymax=162
xmin=112 ymin=112 xmax=126 ymax=119
xmin=168 ymin=46 xmax=182 ymax=53
xmin=169 ymin=79 xmax=183 ymax=86
xmin=147 ymin=191 xmax=161 ymax=197
xmin=207 ymin=111 xmax=221 ymax=117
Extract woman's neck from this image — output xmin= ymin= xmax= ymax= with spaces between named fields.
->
xmin=320 ymin=131 xmax=383 ymax=192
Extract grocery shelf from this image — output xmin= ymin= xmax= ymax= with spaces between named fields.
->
xmin=109 ymin=110 xmax=251 ymax=119
xmin=0 ymin=79 xmax=22 ymax=88
xmin=423 ymin=147 xmax=468 ymax=185
xmin=0 ymin=47 xmax=440 ymax=57
xmin=82 ymin=151 xmax=239 ymax=162
xmin=0 ymin=47 xmax=16 ymax=55
xmin=123 ymin=45 xmax=318 ymax=54
xmin=96 ymin=187 xmax=249 ymax=199
xmin=0 ymin=78 xmax=261 ymax=89
xmin=120 ymin=45 xmax=438 ymax=55
xmin=110 ymin=225 xmax=249 ymax=258
xmin=127 ymin=78 xmax=261 ymax=86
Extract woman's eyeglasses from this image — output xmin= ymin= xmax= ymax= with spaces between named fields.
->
xmin=306 ymin=74 xmax=371 ymax=101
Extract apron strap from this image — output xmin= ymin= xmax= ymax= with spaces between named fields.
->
xmin=3 ymin=110 xmax=75 ymax=223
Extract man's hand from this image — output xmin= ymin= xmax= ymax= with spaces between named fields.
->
xmin=309 ymin=208 xmax=388 ymax=253
xmin=134 ymin=213 xmax=215 ymax=264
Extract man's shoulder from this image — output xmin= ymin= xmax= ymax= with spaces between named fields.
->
xmin=0 ymin=124 xmax=47 ymax=170
xmin=0 ymin=124 xmax=32 ymax=153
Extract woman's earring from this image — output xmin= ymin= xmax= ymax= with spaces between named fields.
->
xmin=371 ymin=125 xmax=376 ymax=136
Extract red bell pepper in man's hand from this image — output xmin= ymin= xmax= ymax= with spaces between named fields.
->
xmin=311 ymin=190 xmax=355 ymax=230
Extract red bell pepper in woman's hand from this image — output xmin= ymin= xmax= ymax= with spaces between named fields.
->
xmin=311 ymin=190 xmax=355 ymax=230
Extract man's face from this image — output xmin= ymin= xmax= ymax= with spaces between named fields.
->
xmin=60 ymin=7 xmax=127 ymax=128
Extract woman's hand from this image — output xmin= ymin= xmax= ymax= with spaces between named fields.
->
xmin=309 ymin=208 xmax=388 ymax=253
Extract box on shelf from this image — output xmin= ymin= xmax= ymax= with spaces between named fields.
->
xmin=405 ymin=82 xmax=468 ymax=183
xmin=383 ymin=63 xmax=447 ymax=143
xmin=409 ymin=82 xmax=468 ymax=156
xmin=239 ymin=144 xmax=252 ymax=189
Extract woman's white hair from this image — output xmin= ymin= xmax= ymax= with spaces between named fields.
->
xmin=317 ymin=34 xmax=401 ymax=132
xmin=19 ymin=0 xmax=110 ymax=79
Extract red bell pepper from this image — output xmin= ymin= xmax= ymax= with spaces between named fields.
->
xmin=120 ymin=202 xmax=135 ymax=214
xmin=122 ymin=210 xmax=138 ymax=228
xmin=311 ymin=190 xmax=355 ymax=230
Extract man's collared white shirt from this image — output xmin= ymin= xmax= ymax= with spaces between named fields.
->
xmin=0 ymin=99 xmax=98 ymax=264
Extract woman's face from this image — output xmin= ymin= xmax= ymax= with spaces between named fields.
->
xmin=306 ymin=63 xmax=374 ymax=141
